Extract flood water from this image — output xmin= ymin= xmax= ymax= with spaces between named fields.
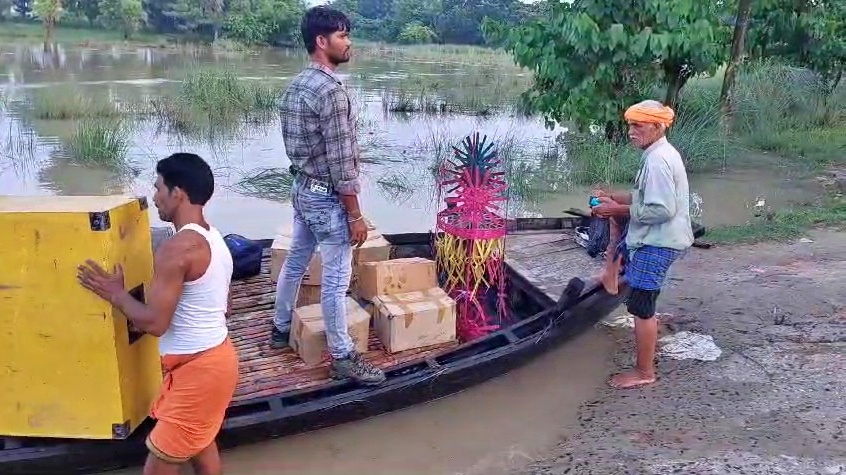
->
xmin=0 ymin=43 xmax=824 ymax=239
xmin=108 ymin=328 xmax=614 ymax=475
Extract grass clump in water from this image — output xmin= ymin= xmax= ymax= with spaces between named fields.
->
xmin=178 ymin=68 xmax=279 ymax=118
xmin=30 ymin=88 xmax=119 ymax=120
xmin=64 ymin=120 xmax=131 ymax=169
xmin=233 ymin=167 xmax=294 ymax=201
xmin=150 ymin=67 xmax=280 ymax=136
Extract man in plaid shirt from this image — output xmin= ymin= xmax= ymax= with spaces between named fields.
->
xmin=591 ymin=100 xmax=694 ymax=390
xmin=270 ymin=6 xmax=386 ymax=386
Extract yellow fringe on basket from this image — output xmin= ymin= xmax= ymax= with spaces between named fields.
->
xmin=435 ymin=233 xmax=505 ymax=296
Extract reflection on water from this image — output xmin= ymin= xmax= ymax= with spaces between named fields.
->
xmin=0 ymin=43 xmax=823 ymax=238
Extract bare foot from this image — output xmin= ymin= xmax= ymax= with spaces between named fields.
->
xmin=609 ymin=369 xmax=656 ymax=389
xmin=599 ymin=266 xmax=619 ymax=295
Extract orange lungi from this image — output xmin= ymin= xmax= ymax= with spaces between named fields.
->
xmin=146 ymin=337 xmax=239 ymax=463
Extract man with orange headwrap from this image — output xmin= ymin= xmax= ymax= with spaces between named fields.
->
xmin=590 ymin=99 xmax=694 ymax=389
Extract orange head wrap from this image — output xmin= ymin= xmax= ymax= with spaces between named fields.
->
xmin=623 ymin=100 xmax=675 ymax=127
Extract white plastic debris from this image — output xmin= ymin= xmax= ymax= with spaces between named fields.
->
xmin=799 ymin=237 xmax=814 ymax=243
xmin=659 ymin=331 xmax=722 ymax=361
xmin=599 ymin=312 xmax=635 ymax=329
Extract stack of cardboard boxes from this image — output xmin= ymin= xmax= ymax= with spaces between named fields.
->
xmin=269 ymin=219 xmax=458 ymax=365
xmin=358 ymin=258 xmax=457 ymax=354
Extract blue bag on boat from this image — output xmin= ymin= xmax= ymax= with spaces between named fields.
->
xmin=223 ymin=234 xmax=263 ymax=280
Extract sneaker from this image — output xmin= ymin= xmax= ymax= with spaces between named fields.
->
xmin=330 ymin=351 xmax=386 ymax=386
xmin=270 ymin=325 xmax=290 ymax=349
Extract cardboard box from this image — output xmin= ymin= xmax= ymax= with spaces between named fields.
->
xmin=372 ymin=288 xmax=457 ymax=353
xmin=296 ymin=284 xmax=322 ymax=307
xmin=0 ymin=195 xmax=162 ymax=439
xmin=356 ymin=257 xmax=438 ymax=302
xmin=354 ymin=235 xmax=392 ymax=264
xmin=269 ymin=235 xmax=321 ymax=284
xmin=289 ymin=297 xmax=371 ymax=365
xmin=270 ymin=219 xmax=391 ymax=285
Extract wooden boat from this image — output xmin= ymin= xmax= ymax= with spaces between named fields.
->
xmin=0 ymin=215 xmax=679 ymax=475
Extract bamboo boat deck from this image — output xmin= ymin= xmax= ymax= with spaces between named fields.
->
xmin=228 ymin=226 xmax=597 ymax=403
xmin=227 ymin=254 xmax=459 ymax=403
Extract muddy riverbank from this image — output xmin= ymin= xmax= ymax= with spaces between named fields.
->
xmin=516 ymin=228 xmax=846 ymax=475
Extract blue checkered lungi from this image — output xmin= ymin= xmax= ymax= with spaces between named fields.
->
xmin=614 ymin=223 xmax=683 ymax=291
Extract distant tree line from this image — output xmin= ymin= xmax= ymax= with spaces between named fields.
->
xmin=0 ymin=0 xmax=546 ymax=47
xmin=0 ymin=0 xmax=306 ymax=45
xmin=327 ymin=0 xmax=547 ymax=45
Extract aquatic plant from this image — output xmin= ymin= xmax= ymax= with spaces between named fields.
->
xmin=29 ymin=88 xmax=119 ymax=120
xmin=64 ymin=119 xmax=131 ymax=169
xmin=177 ymin=67 xmax=279 ymax=118
xmin=233 ymin=167 xmax=294 ymax=201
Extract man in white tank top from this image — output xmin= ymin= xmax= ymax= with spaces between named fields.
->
xmin=77 ymin=153 xmax=238 ymax=475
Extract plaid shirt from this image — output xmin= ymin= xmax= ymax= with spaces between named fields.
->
xmin=279 ymin=62 xmax=360 ymax=195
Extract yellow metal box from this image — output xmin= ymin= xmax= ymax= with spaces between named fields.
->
xmin=0 ymin=195 xmax=163 ymax=440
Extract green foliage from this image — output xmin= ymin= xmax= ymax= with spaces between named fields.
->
xmin=64 ymin=119 xmax=131 ymax=169
xmin=98 ymin=0 xmax=145 ymax=38
xmin=397 ymin=21 xmax=436 ymax=44
xmin=329 ymin=0 xmax=528 ymax=46
xmin=492 ymin=0 xmax=729 ymax=141
xmin=30 ymin=87 xmax=119 ymax=120
xmin=33 ymin=0 xmax=63 ymax=41
xmin=224 ymin=0 xmax=304 ymax=45
xmin=749 ymin=0 xmax=845 ymax=94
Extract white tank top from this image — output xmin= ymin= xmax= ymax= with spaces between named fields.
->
xmin=158 ymin=223 xmax=233 ymax=355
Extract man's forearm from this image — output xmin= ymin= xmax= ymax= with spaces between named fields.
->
xmin=339 ymin=193 xmax=362 ymax=219
xmin=611 ymin=192 xmax=633 ymax=205
xmin=112 ymin=292 xmax=161 ymax=334
xmin=613 ymin=203 xmax=631 ymax=217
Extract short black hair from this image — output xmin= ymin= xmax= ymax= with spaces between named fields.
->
xmin=156 ymin=153 xmax=214 ymax=205
xmin=301 ymin=6 xmax=351 ymax=54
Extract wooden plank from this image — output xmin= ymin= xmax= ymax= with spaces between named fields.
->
xmin=503 ymin=230 xmax=602 ymax=302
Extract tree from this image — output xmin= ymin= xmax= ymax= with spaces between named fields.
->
xmin=748 ymin=0 xmax=845 ymax=94
xmin=224 ymin=0 xmax=304 ymax=45
xmin=720 ymin=0 xmax=753 ymax=117
xmin=13 ymin=0 xmax=31 ymax=17
xmin=164 ymin=0 xmax=224 ymax=41
xmin=491 ymin=0 xmax=729 ymax=142
xmin=99 ymin=0 xmax=145 ymax=38
xmin=33 ymin=0 xmax=62 ymax=47
xmin=397 ymin=21 xmax=436 ymax=44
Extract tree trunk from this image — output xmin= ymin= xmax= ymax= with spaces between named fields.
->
xmin=604 ymin=120 xmax=624 ymax=145
xmin=664 ymin=69 xmax=690 ymax=109
xmin=43 ymin=18 xmax=54 ymax=53
xmin=719 ymin=0 xmax=754 ymax=124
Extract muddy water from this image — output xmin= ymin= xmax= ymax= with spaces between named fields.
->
xmin=0 ymin=44 xmax=823 ymax=239
xmin=105 ymin=328 xmax=613 ymax=475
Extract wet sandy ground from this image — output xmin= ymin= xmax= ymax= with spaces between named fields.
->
xmin=111 ymin=326 xmax=614 ymax=475
xmin=517 ymin=229 xmax=846 ymax=475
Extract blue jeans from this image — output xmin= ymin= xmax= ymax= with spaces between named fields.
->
xmin=273 ymin=177 xmax=355 ymax=359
